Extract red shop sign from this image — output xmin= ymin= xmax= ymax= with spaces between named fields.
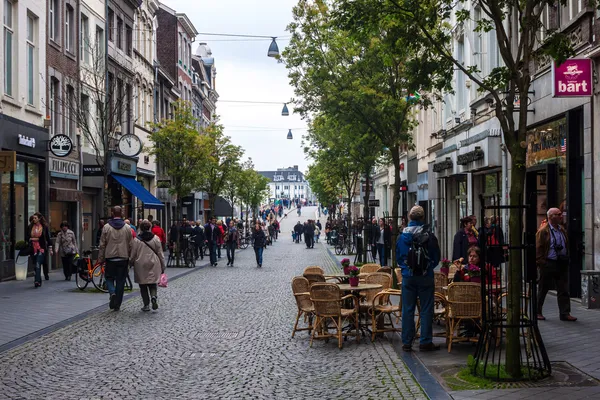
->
xmin=552 ymin=58 xmax=593 ymax=97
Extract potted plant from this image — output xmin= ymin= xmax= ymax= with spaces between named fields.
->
xmin=341 ymin=258 xmax=351 ymax=275
xmin=464 ymin=264 xmax=482 ymax=283
xmin=347 ymin=266 xmax=360 ymax=287
xmin=14 ymin=240 xmax=29 ymax=281
xmin=440 ymin=258 xmax=451 ymax=276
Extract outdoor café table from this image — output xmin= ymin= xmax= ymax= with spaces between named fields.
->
xmin=324 ymin=274 xmax=348 ymax=283
xmin=337 ymin=283 xmax=383 ymax=337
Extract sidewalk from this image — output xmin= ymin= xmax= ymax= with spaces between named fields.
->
xmin=322 ymin=240 xmax=600 ymax=399
xmin=0 ymin=252 xmax=209 ymax=351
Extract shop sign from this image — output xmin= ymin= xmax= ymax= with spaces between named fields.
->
xmin=50 ymin=188 xmax=83 ymax=202
xmin=0 ymin=151 xmax=16 ymax=172
xmin=182 ymin=196 xmax=194 ymax=207
xmin=433 ymin=159 xmax=453 ymax=172
xmin=368 ymin=199 xmax=380 ymax=207
xmin=82 ymin=165 xmax=103 ymax=176
xmin=49 ymin=134 xmax=73 ymax=157
xmin=110 ymin=156 xmax=137 ymax=177
xmin=456 ymin=148 xmax=485 ymax=165
xmin=18 ymin=134 xmax=36 ymax=148
xmin=552 ymin=59 xmax=593 ymax=97
xmin=49 ymin=157 xmax=79 ymax=176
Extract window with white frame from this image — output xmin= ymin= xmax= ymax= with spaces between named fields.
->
xmin=49 ymin=0 xmax=59 ymax=42
xmin=539 ymin=4 xmax=550 ymax=43
xmin=117 ymin=16 xmax=123 ymax=50
xmin=95 ymin=26 xmax=104 ymax=58
xmin=134 ymin=83 xmax=139 ymax=122
xmin=65 ymin=85 xmax=74 ymax=138
xmin=141 ymin=21 xmax=146 ymax=58
xmin=141 ymin=85 xmax=146 ymax=125
xmin=3 ymin=0 xmax=14 ymax=96
xmin=65 ymin=6 xmax=74 ymax=53
xmin=488 ymin=29 xmax=500 ymax=72
xmin=108 ymin=8 xmax=114 ymax=42
xmin=178 ymin=33 xmax=182 ymax=61
xmin=26 ymin=14 xmax=36 ymax=106
xmin=81 ymin=14 xmax=89 ymax=64
xmin=80 ymin=93 xmax=90 ymax=145
xmin=50 ymin=77 xmax=59 ymax=134
xmin=560 ymin=0 xmax=582 ymax=27
xmin=456 ymin=35 xmax=466 ymax=112
xmin=473 ymin=7 xmax=482 ymax=74
xmin=273 ymin=175 xmax=284 ymax=182
xmin=147 ymin=90 xmax=152 ymax=124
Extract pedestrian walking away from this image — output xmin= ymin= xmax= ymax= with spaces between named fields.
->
xmin=26 ymin=213 xmax=53 ymax=287
xmin=55 ymin=221 xmax=78 ymax=281
xmin=151 ymin=220 xmax=167 ymax=251
xmin=192 ymin=221 xmax=205 ymax=260
xmin=536 ymin=207 xmax=577 ymax=322
xmin=376 ymin=218 xmax=392 ymax=266
xmin=226 ymin=220 xmax=238 ymax=266
xmin=252 ymin=221 xmax=266 ymax=267
xmin=129 ymin=220 xmax=165 ymax=312
xmin=396 ymin=205 xmax=441 ymax=352
xmin=98 ymin=206 xmax=133 ymax=311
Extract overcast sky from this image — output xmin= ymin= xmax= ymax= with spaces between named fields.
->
xmin=162 ymin=0 xmax=309 ymax=173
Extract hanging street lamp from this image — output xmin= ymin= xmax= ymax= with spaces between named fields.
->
xmin=287 ymin=129 xmax=293 ymax=140
xmin=281 ymin=103 xmax=289 ymax=116
xmin=268 ymin=37 xmax=280 ymax=58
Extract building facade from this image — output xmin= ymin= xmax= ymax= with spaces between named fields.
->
xmin=259 ymin=166 xmax=312 ymax=205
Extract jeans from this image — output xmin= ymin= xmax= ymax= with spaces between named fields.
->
xmin=104 ymin=260 xmax=129 ymax=309
xmin=401 ymin=274 xmax=435 ymax=346
xmin=254 ymin=246 xmax=263 ymax=265
xmin=208 ymin=242 xmax=217 ymax=265
xmin=377 ymin=244 xmax=386 ymax=266
xmin=139 ymin=283 xmax=157 ymax=306
xmin=226 ymin=242 xmax=236 ymax=264
xmin=33 ymin=252 xmax=45 ymax=284
xmin=217 ymin=243 xmax=222 ymax=258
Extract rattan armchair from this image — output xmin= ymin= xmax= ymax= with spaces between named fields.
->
xmin=303 ymin=273 xmax=326 ymax=287
xmin=378 ymin=266 xmax=392 ymax=275
xmin=304 ymin=266 xmax=324 ymax=275
xmin=369 ymin=289 xmax=402 ymax=341
xmin=361 ymin=273 xmax=393 ymax=315
xmin=360 ymin=264 xmax=381 ymax=274
xmin=434 ymin=272 xmax=447 ymax=295
xmin=394 ymin=268 xmax=403 ymax=287
xmin=310 ymin=283 xmax=360 ymax=349
xmin=446 ymin=282 xmax=482 ymax=352
xmin=291 ymin=277 xmax=314 ymax=338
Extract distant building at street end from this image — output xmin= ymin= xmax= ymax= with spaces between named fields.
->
xmin=259 ymin=166 xmax=315 ymax=204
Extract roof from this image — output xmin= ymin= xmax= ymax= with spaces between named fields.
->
xmin=258 ymin=170 xmax=306 ymax=183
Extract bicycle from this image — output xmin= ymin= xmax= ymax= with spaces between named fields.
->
xmin=183 ymin=235 xmax=197 ymax=268
xmin=76 ymin=250 xmax=132 ymax=293
xmin=334 ymin=234 xmax=346 ymax=255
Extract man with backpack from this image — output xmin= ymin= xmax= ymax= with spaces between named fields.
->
xmin=396 ymin=205 xmax=441 ymax=352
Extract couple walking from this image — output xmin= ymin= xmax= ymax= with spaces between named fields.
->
xmin=98 ymin=207 xmax=165 ymax=312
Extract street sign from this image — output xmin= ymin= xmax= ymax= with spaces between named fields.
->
xmin=368 ymin=199 xmax=380 ymax=207
xmin=0 ymin=151 xmax=16 ymax=172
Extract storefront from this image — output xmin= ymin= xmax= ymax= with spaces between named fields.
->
xmin=81 ymin=153 xmax=104 ymax=249
xmin=0 ymin=116 xmax=49 ymax=280
xmin=48 ymin=157 xmax=82 ymax=237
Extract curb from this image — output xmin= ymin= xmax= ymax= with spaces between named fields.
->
xmin=0 ymin=262 xmax=210 ymax=355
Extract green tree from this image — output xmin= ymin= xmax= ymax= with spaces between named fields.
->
xmin=198 ymin=123 xmax=244 ymax=218
xmin=222 ymin=160 xmax=243 ymax=220
xmin=335 ymin=0 xmax=584 ymax=378
xmin=149 ymin=101 xmax=211 ymax=265
xmin=237 ymin=162 xmax=270 ymax=230
xmin=283 ymin=0 xmax=452 ymax=264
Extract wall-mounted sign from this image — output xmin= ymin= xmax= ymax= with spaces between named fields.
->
xmin=433 ymin=159 xmax=453 ymax=172
xmin=456 ymin=148 xmax=485 ymax=165
xmin=49 ymin=157 xmax=79 ymax=176
xmin=110 ymin=156 xmax=137 ymax=177
xmin=18 ymin=134 xmax=36 ymax=148
xmin=368 ymin=199 xmax=380 ymax=207
xmin=83 ymin=165 xmax=103 ymax=176
xmin=49 ymin=134 xmax=73 ymax=157
xmin=399 ymin=185 xmax=408 ymax=192
xmin=0 ymin=151 xmax=16 ymax=172
xmin=400 ymin=163 xmax=405 ymax=171
xmin=552 ymin=58 xmax=592 ymax=97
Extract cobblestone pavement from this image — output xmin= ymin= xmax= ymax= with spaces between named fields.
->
xmin=0 ymin=207 xmax=426 ymax=400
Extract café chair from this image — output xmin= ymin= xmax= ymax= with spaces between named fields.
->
xmin=369 ymin=289 xmax=402 ymax=341
xmin=310 ymin=283 xmax=359 ymax=349
xmin=291 ymin=277 xmax=315 ymax=338
xmin=360 ymin=264 xmax=381 ymax=274
xmin=304 ymin=266 xmax=324 ymax=275
xmin=303 ymin=273 xmax=325 ymax=287
xmin=446 ymin=282 xmax=481 ymax=352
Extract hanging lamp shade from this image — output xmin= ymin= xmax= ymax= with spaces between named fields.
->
xmin=268 ymin=38 xmax=280 ymax=58
xmin=281 ymin=103 xmax=289 ymax=116
xmin=287 ymin=129 xmax=293 ymax=140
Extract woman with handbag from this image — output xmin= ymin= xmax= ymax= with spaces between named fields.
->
xmin=130 ymin=219 xmax=165 ymax=311
xmin=55 ymin=221 xmax=78 ymax=281
xmin=26 ymin=212 xmax=52 ymax=287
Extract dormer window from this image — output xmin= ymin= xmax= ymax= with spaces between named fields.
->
xmin=273 ymin=175 xmax=284 ymax=182
xmin=288 ymin=174 xmax=297 ymax=181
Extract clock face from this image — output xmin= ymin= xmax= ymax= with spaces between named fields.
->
xmin=118 ymin=134 xmax=142 ymax=156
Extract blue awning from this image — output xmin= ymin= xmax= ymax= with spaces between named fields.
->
xmin=111 ymin=174 xmax=164 ymax=209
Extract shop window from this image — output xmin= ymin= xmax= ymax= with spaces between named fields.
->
xmin=0 ymin=172 xmax=10 ymax=261
xmin=27 ymin=163 xmax=39 ymax=219
xmin=456 ymin=177 xmax=468 ymax=221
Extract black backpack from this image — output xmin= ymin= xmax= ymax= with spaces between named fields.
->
xmin=406 ymin=224 xmax=431 ymax=276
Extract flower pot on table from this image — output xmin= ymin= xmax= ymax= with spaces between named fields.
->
xmin=349 ymin=276 xmax=359 ymax=287
xmin=343 ymin=265 xmax=350 ymax=275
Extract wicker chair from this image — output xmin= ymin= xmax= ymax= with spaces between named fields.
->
xmin=360 ymin=272 xmax=393 ymax=314
xmin=303 ymin=273 xmax=326 ymax=287
xmin=394 ymin=268 xmax=403 ymax=287
xmin=446 ymin=282 xmax=482 ymax=352
xmin=304 ymin=266 xmax=324 ymax=275
xmin=370 ymin=289 xmax=402 ymax=341
xmin=434 ymin=272 xmax=447 ymax=295
xmin=379 ymin=266 xmax=392 ymax=275
xmin=360 ymin=264 xmax=381 ymax=274
xmin=291 ymin=277 xmax=314 ymax=338
xmin=310 ymin=283 xmax=359 ymax=349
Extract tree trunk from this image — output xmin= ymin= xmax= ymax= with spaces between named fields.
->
xmin=363 ymin=171 xmax=371 ymax=262
xmin=175 ymin=196 xmax=181 ymax=268
xmin=505 ymin=145 xmax=526 ymax=378
xmin=208 ymin=193 xmax=216 ymax=219
xmin=390 ymin=147 xmax=401 ymax=271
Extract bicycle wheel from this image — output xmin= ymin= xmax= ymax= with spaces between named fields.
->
xmin=335 ymin=242 xmax=343 ymax=255
xmin=92 ymin=264 xmax=108 ymax=293
xmin=75 ymin=270 xmax=89 ymax=290
xmin=184 ymin=247 xmax=195 ymax=268
xmin=240 ymin=239 xmax=249 ymax=250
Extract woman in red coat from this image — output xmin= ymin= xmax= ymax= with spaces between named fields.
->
xmin=216 ymin=220 xmax=225 ymax=259
xmin=151 ymin=220 xmax=167 ymax=250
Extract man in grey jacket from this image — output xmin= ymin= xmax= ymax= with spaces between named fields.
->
xmin=99 ymin=206 xmax=133 ymax=311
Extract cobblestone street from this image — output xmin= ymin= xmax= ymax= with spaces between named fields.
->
xmin=0 ymin=207 xmax=425 ymax=399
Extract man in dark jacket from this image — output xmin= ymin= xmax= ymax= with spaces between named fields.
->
xmin=374 ymin=218 xmax=392 ymax=266
xmin=192 ymin=221 xmax=205 ymax=260
xmin=294 ymin=222 xmax=303 ymax=244
xmin=204 ymin=217 xmax=221 ymax=266
xmin=304 ymin=221 xmax=314 ymax=249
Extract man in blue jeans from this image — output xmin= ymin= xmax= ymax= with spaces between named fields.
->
xmin=98 ymin=206 xmax=133 ymax=311
xmin=396 ymin=205 xmax=441 ymax=351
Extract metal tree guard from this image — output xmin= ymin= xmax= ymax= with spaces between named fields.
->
xmin=472 ymin=194 xmax=551 ymax=381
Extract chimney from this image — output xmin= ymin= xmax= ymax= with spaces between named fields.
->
xmin=293 ymin=165 xmax=298 ymax=170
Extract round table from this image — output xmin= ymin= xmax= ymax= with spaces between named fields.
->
xmin=337 ymin=283 xmax=382 ymax=291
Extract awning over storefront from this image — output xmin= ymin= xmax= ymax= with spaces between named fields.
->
xmin=111 ymin=174 xmax=164 ymax=209
xmin=213 ymin=195 xmax=233 ymax=217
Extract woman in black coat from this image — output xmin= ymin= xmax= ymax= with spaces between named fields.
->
xmin=252 ymin=222 xmax=266 ymax=268
xmin=452 ymin=217 xmax=479 ymax=262
xmin=481 ymin=216 xmax=505 ymax=267
xmin=26 ymin=212 xmax=53 ymax=287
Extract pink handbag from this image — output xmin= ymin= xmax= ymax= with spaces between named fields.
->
xmin=158 ymin=273 xmax=168 ymax=288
